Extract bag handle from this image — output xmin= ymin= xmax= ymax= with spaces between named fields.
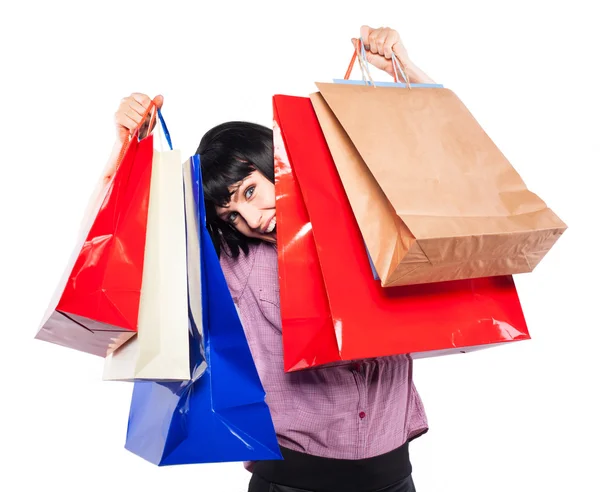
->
xmin=343 ymin=38 xmax=411 ymax=88
xmin=157 ymin=109 xmax=173 ymax=151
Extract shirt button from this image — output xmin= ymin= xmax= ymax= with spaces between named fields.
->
xmin=359 ymin=411 xmax=366 ymax=419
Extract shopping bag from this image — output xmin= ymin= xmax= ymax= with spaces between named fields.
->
xmin=124 ymin=155 xmax=281 ymax=465
xmin=310 ymin=50 xmax=567 ymax=287
xmin=35 ymin=105 xmax=157 ymax=357
xmin=103 ymin=110 xmax=189 ymax=381
xmin=273 ymin=117 xmax=339 ymax=371
xmin=273 ymin=94 xmax=531 ymax=368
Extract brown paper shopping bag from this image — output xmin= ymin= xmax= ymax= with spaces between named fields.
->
xmin=311 ymin=81 xmax=567 ymax=287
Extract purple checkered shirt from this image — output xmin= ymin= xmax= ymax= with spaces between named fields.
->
xmin=220 ymin=241 xmax=428 ymax=468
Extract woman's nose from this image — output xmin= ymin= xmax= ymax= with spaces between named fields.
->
xmin=242 ymin=207 xmax=262 ymax=230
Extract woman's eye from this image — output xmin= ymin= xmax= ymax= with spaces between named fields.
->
xmin=228 ymin=212 xmax=239 ymax=223
xmin=245 ymin=186 xmax=255 ymax=199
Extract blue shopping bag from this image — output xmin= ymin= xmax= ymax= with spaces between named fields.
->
xmin=125 ymin=143 xmax=281 ymax=465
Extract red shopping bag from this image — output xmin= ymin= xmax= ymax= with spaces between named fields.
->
xmin=273 ymin=114 xmax=339 ymax=372
xmin=273 ymin=95 xmax=530 ymax=370
xmin=36 ymin=108 xmax=156 ymax=357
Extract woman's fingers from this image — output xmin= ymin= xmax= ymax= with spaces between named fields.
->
xmin=114 ymin=110 xmax=140 ymax=133
xmin=126 ymin=98 xmax=148 ymax=119
xmin=354 ymin=25 xmax=411 ymax=78
xmin=131 ymin=92 xmax=153 ymax=110
xmin=373 ymin=30 xmax=387 ymax=56
xmin=114 ymin=92 xmax=158 ymax=135
xmin=383 ymin=31 xmax=398 ymax=60
xmin=360 ymin=25 xmax=372 ymax=50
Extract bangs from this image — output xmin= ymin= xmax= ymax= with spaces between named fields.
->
xmin=202 ymin=159 xmax=256 ymax=208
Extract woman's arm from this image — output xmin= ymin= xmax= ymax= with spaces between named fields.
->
xmin=403 ymin=61 xmax=436 ymax=84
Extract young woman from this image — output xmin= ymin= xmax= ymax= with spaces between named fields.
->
xmin=110 ymin=25 xmax=436 ymax=492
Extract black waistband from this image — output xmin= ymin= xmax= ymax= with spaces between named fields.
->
xmin=252 ymin=442 xmax=412 ymax=492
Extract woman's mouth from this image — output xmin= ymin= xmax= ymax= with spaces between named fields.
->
xmin=264 ymin=216 xmax=277 ymax=234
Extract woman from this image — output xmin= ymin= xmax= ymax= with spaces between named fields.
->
xmin=110 ymin=25 xmax=435 ymax=492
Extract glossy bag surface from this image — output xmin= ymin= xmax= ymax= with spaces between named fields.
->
xmin=124 ymin=155 xmax=281 ymax=465
xmin=36 ymin=132 xmax=154 ymax=357
xmin=273 ymin=95 xmax=530 ymax=370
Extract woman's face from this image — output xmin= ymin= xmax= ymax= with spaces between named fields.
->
xmin=215 ymin=170 xmax=277 ymax=243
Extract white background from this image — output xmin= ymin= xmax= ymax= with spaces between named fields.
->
xmin=1 ymin=1 xmax=598 ymax=491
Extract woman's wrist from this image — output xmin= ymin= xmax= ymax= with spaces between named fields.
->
xmin=403 ymin=61 xmax=436 ymax=84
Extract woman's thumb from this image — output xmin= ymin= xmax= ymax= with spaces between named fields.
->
xmin=153 ymin=94 xmax=164 ymax=109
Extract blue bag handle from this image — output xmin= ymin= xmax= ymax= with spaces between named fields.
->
xmin=156 ymin=108 xmax=173 ymax=151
